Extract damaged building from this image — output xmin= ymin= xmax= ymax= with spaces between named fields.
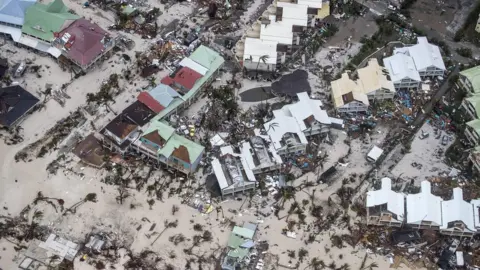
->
xmin=366 ymin=177 xmax=405 ymax=227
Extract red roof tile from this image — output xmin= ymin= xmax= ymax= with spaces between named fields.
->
xmin=137 ymin=92 xmax=164 ymax=113
xmin=57 ymin=19 xmax=112 ymax=68
xmin=160 ymin=67 xmax=202 ymax=91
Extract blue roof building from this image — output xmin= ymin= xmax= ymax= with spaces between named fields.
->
xmin=0 ymin=0 xmax=36 ymax=26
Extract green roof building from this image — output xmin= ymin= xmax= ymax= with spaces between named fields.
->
xmin=22 ymin=0 xmax=79 ymax=42
xmin=463 ymin=94 xmax=480 ymax=120
xmin=459 ymin=66 xmax=480 ymax=95
xmin=465 ymin=119 xmax=480 ymax=145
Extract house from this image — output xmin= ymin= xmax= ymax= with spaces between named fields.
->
xmin=22 ymin=0 xmax=79 ymax=50
xmin=281 ymin=92 xmax=331 ymax=136
xmin=131 ymin=120 xmax=204 ymax=174
xmin=472 ymin=199 xmax=480 ymax=232
xmin=366 ymin=177 xmax=405 ymax=227
xmin=246 ymin=135 xmax=283 ymax=174
xmin=331 ymin=73 xmax=369 ymax=113
xmin=0 ymin=0 xmax=35 ymax=44
xmin=212 ymin=144 xmax=257 ymax=196
xmin=464 ymin=119 xmax=480 ymax=145
xmin=441 ymin=188 xmax=476 ymax=237
xmin=161 ymin=66 xmax=203 ymax=95
xmin=366 ymin=145 xmax=383 ymax=162
xmin=462 ymin=94 xmax=480 ymax=120
xmin=469 ymin=146 xmax=480 ymax=172
xmin=383 ymin=52 xmax=421 ymax=90
xmin=222 ymin=224 xmax=257 ymax=270
xmin=72 ymin=133 xmax=106 ymax=168
xmin=393 ymin=37 xmax=446 ymax=78
xmin=0 ymin=85 xmax=39 ymax=128
xmin=21 ymin=234 xmax=80 ymax=268
xmin=357 ymin=59 xmax=396 ymax=100
xmin=406 ymin=181 xmax=443 ymax=229
xmin=137 ymin=83 xmax=185 ymax=114
xmin=263 ymin=109 xmax=308 ymax=158
xmin=53 ymin=18 xmax=116 ymax=71
xmin=458 ymin=65 xmax=480 ymax=95
xmin=242 ymin=37 xmax=278 ymax=72
xmin=101 ymin=101 xmax=155 ymax=153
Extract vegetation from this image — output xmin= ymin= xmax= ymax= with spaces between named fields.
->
xmin=456 ymin=47 xmax=473 ymax=58
xmin=454 ymin=1 xmax=480 ymax=45
xmin=86 ymin=73 xmax=119 ymax=113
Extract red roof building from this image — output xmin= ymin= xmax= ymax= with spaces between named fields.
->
xmin=137 ymin=92 xmax=165 ymax=113
xmin=55 ymin=18 xmax=115 ymax=70
xmin=160 ymin=67 xmax=202 ymax=94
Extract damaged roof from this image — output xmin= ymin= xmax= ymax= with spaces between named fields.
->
xmin=441 ymin=188 xmax=475 ymax=232
xmin=72 ymin=133 xmax=106 ymax=168
xmin=0 ymin=85 xmax=39 ymax=127
xmin=461 ymin=66 xmax=480 ymax=93
xmin=366 ymin=177 xmax=405 ymax=219
xmin=161 ymin=66 xmax=203 ymax=93
xmin=157 ymin=133 xmax=204 ymax=164
xmin=103 ymin=101 xmax=155 ymax=139
xmin=406 ymin=181 xmax=443 ymax=226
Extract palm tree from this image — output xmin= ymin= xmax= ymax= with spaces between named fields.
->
xmin=255 ymin=55 xmax=269 ymax=78
xmin=266 ymin=122 xmax=279 ymax=132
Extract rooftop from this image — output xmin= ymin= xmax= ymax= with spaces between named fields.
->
xmin=157 ymin=133 xmax=204 ymax=164
xmin=103 ymin=101 xmax=155 ymax=139
xmin=0 ymin=0 xmax=36 ymax=25
xmin=358 ymin=59 xmax=395 ymax=94
xmin=260 ymin=15 xmax=293 ymax=45
xmin=393 ymin=36 xmax=446 ymax=72
xmin=465 ymin=94 xmax=480 ymax=116
xmin=0 ymin=85 xmax=39 ymax=128
xmin=264 ymin=111 xmax=308 ymax=149
xmin=441 ymin=188 xmax=475 ymax=232
xmin=460 ymin=65 xmax=480 ymax=93
xmin=383 ymin=52 xmax=421 ymax=83
xmin=276 ymin=2 xmax=308 ymax=26
xmin=280 ymin=92 xmax=331 ymax=131
xmin=22 ymin=0 xmax=80 ymax=41
xmin=366 ymin=177 xmax=405 ymax=220
xmin=72 ymin=133 xmax=106 ymax=168
xmin=296 ymin=0 xmax=322 ymax=8
xmin=141 ymin=120 xmax=175 ymax=147
xmin=406 ymin=181 xmax=443 ymax=225
xmin=160 ymin=66 xmax=203 ymax=94
xmin=243 ymin=37 xmax=278 ymax=64
xmin=330 ymin=73 xmax=369 ymax=109
xmin=55 ymin=18 xmax=113 ymax=68
xmin=467 ymin=119 xmax=480 ymax=134
xmin=472 ymin=199 xmax=480 ymax=229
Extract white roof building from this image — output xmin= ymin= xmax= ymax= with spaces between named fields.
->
xmin=383 ymin=52 xmax=421 ymax=83
xmin=264 ymin=110 xmax=308 ymax=149
xmin=394 ymin=37 xmax=446 ymax=72
xmin=243 ymin=38 xmax=278 ymax=64
xmin=296 ymin=0 xmax=322 ymax=8
xmin=441 ymin=188 xmax=476 ymax=233
xmin=472 ymin=199 xmax=480 ymax=230
xmin=406 ymin=181 xmax=443 ymax=226
xmin=282 ymin=92 xmax=331 ymax=130
xmin=366 ymin=178 xmax=405 ymax=221
xmin=276 ymin=2 xmax=308 ymax=26
xmin=179 ymin=58 xmax=208 ymax=76
xmin=260 ymin=15 xmax=294 ymax=45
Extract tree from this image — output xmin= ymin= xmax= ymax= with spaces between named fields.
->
xmin=116 ymin=187 xmax=129 ymax=204
xmin=255 ymin=55 xmax=269 ymax=78
xmin=266 ymin=122 xmax=279 ymax=132
xmin=147 ymin=199 xmax=155 ymax=210
xmin=171 ymin=205 xmax=179 ymax=215
xmin=63 ymin=193 xmax=97 ymax=215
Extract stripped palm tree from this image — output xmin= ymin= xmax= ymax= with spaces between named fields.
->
xmin=255 ymin=55 xmax=269 ymax=79
xmin=266 ymin=122 xmax=279 ymax=132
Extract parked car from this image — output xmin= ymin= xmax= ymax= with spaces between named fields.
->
xmin=442 ymin=135 xmax=449 ymax=146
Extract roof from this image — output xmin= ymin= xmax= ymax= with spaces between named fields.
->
xmin=297 ymin=0 xmax=322 ymax=8
xmin=148 ymin=83 xmax=183 ymax=107
xmin=141 ymin=120 xmax=174 ymax=146
xmin=281 ymin=92 xmax=331 ymax=131
xmin=367 ymin=145 xmax=384 ymax=161
xmin=179 ymin=57 xmax=208 ymax=76
xmin=122 ymin=101 xmax=155 ymax=126
xmin=316 ymin=2 xmax=330 ymax=18
xmin=260 ymin=15 xmax=293 ymax=44
xmin=331 ymin=73 xmax=369 ymax=109
xmin=0 ymin=0 xmax=35 ymax=25
xmin=366 ymin=178 xmax=405 ymax=219
xmin=137 ymin=92 xmax=164 ymax=113
xmin=216 ymin=144 xmax=257 ymax=183
xmin=232 ymin=226 xmax=255 ymax=239
xmin=227 ymin=247 xmax=249 ymax=259
xmin=393 ymin=37 xmax=446 ymax=71
xmin=467 ymin=119 xmax=480 ymax=134
xmin=243 ymin=37 xmax=278 ymax=64
xmin=472 ymin=199 xmax=480 ymax=229
xmin=460 ymin=65 xmax=480 ymax=93
xmin=188 ymin=45 xmax=222 ymax=70
xmin=264 ymin=112 xmax=308 ymax=149
xmin=157 ymin=133 xmax=204 ymax=164
xmin=227 ymin=233 xmax=245 ymax=249
xmin=441 ymin=188 xmax=475 ymax=232
xmin=22 ymin=0 xmax=79 ymax=41
xmin=104 ymin=101 xmax=155 ymax=139
xmin=56 ymin=18 xmax=112 ymax=67
xmin=358 ymin=59 xmax=395 ymax=94
xmin=465 ymin=94 xmax=480 ymax=116
xmin=0 ymin=85 xmax=39 ymax=127
xmin=383 ymin=53 xmax=421 ymax=83
xmin=72 ymin=133 xmax=106 ymax=167
xmin=406 ymin=181 xmax=443 ymax=225
xmin=160 ymin=67 xmax=203 ymax=92
xmin=276 ymin=2 xmax=308 ymax=26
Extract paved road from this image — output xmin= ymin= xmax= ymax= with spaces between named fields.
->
xmin=412 ymin=65 xmax=460 ymax=127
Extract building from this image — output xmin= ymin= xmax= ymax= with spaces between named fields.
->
xmin=72 ymin=133 xmax=106 ymax=168
xmin=366 ymin=177 xmax=405 ymax=227
xmin=464 ymin=119 xmax=480 ymax=145
xmin=0 ymin=0 xmax=36 ymax=28
xmin=472 ymin=199 xmax=480 ymax=232
xmin=393 ymin=37 xmax=446 ymax=78
xmin=222 ymin=223 xmax=257 ymax=270
xmin=458 ymin=65 xmax=480 ymax=95
xmin=476 ymin=16 xmax=480 ymax=33
xmin=383 ymin=52 xmax=421 ymax=90
xmin=357 ymin=59 xmax=396 ymax=100
xmin=131 ymin=120 xmax=204 ymax=174
xmin=212 ymin=144 xmax=257 ymax=196
xmin=469 ymin=146 xmax=480 ymax=172
xmin=137 ymin=83 xmax=185 ymax=114
xmin=441 ymin=188 xmax=476 ymax=237
xmin=20 ymin=234 xmax=80 ymax=268
xmin=247 ymin=135 xmax=283 ymax=174
xmin=462 ymin=94 xmax=480 ymax=120
xmin=331 ymin=73 xmax=369 ymax=113
xmin=264 ymin=109 xmax=308 ymax=158
xmin=242 ymin=37 xmax=278 ymax=72
xmin=53 ymin=18 xmax=116 ymax=71
xmin=101 ymin=101 xmax=155 ymax=153
xmin=0 ymin=85 xmax=39 ymax=128
xmin=406 ymin=181 xmax=443 ymax=229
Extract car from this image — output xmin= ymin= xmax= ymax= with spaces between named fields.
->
xmin=442 ymin=135 xmax=449 ymax=146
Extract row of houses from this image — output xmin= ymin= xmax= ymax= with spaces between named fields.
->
xmin=0 ymin=0 xmax=115 ymax=71
xmin=234 ymin=0 xmax=330 ymax=72
xmin=211 ymin=91 xmax=341 ymax=196
xmin=100 ymin=45 xmax=225 ymax=175
xmin=366 ymin=178 xmax=480 ymax=237
xmin=330 ymin=36 xmax=446 ymax=113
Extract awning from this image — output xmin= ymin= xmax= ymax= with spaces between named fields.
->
xmin=0 ymin=24 xmax=21 ymax=41
xmin=17 ymin=35 xmax=61 ymax=58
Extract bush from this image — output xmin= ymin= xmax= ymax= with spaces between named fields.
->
xmin=456 ymin=47 xmax=473 ymax=58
